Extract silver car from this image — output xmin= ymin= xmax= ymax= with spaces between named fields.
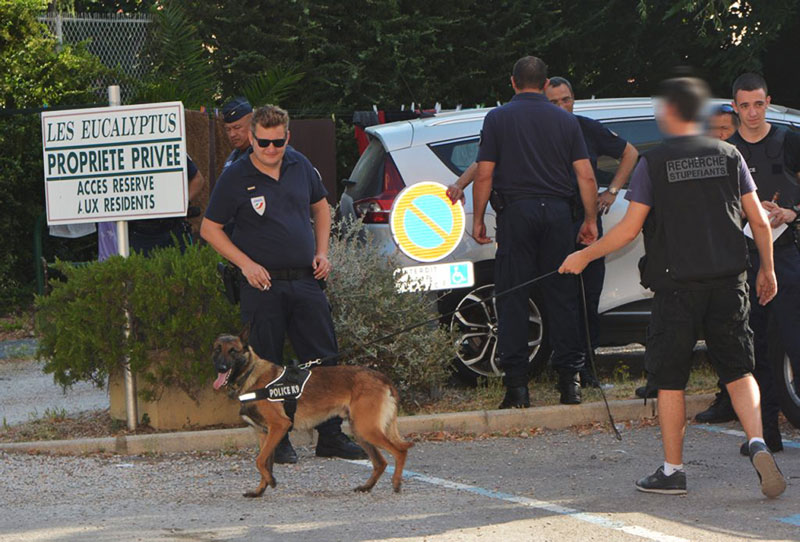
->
xmin=339 ymin=97 xmax=800 ymax=399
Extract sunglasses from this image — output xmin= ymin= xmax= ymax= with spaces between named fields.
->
xmin=714 ymin=104 xmax=735 ymax=114
xmin=254 ymin=137 xmax=287 ymax=148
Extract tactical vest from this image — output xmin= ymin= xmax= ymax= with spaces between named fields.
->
xmin=729 ymin=126 xmax=800 ymax=211
xmin=639 ymin=136 xmax=748 ymax=291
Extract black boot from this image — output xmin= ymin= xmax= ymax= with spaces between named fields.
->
xmin=635 ymin=385 xmax=657 ymax=399
xmin=580 ymin=368 xmax=601 ymax=389
xmin=695 ymin=389 xmax=737 ymax=424
xmin=316 ymin=430 xmax=368 ymax=459
xmin=499 ymin=386 xmax=530 ymax=409
xmin=559 ymin=373 xmax=581 ymax=405
xmin=274 ymin=433 xmax=298 ymax=464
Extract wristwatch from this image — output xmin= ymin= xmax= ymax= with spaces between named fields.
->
xmin=792 ymin=203 xmax=800 ymax=222
xmin=607 ymin=187 xmax=620 ymax=196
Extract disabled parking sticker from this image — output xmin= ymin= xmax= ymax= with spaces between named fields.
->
xmin=390 ymin=182 xmax=465 ymax=262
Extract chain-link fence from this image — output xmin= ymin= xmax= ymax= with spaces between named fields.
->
xmin=39 ymin=13 xmax=152 ymax=102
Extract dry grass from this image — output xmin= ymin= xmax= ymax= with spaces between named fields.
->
xmin=406 ymin=362 xmax=721 ymax=416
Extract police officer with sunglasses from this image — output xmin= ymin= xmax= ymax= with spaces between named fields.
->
xmin=201 ymin=105 xmax=366 ymax=464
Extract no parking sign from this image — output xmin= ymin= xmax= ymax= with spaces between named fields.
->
xmin=390 ymin=182 xmax=465 ymax=262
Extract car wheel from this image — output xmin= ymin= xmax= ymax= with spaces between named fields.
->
xmin=449 ymin=283 xmax=549 ymax=379
xmin=773 ymin=351 xmax=800 ymax=429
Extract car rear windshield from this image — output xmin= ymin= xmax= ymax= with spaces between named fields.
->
xmin=345 ymin=139 xmax=386 ymax=201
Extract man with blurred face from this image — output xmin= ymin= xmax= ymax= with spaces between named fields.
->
xmin=559 ymin=77 xmax=785 ymax=498
xmin=707 ymin=104 xmax=739 ymax=141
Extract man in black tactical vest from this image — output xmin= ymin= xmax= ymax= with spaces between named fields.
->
xmin=560 ymin=77 xmax=786 ymax=498
xmin=695 ymin=73 xmax=800 ymax=453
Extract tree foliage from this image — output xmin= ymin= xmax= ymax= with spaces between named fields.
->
xmin=0 ymin=0 xmax=108 ymax=312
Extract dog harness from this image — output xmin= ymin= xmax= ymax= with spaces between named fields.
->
xmin=238 ymin=362 xmax=311 ymax=424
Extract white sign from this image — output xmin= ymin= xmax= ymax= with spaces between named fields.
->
xmin=41 ymin=102 xmax=187 ymax=225
xmin=395 ymin=261 xmax=475 ymax=292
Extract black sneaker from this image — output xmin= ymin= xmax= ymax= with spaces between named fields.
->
xmin=274 ymin=434 xmax=298 ymax=464
xmin=316 ymin=431 xmax=368 ymax=460
xmin=749 ymin=440 xmax=787 ymax=498
xmin=499 ymin=386 xmax=530 ymax=409
xmin=694 ymin=391 xmax=737 ymax=423
xmin=635 ymin=466 xmax=687 ymax=495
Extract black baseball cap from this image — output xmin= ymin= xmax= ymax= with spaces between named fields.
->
xmin=222 ymin=97 xmax=253 ymax=123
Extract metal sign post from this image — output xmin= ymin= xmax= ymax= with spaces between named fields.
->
xmin=107 ymin=85 xmax=137 ymax=431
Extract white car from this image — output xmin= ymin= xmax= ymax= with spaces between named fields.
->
xmin=339 ymin=97 xmax=800 ymax=400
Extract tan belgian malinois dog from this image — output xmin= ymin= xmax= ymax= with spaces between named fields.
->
xmin=211 ymin=332 xmax=413 ymax=497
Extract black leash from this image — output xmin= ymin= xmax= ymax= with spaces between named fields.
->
xmin=578 ymin=274 xmax=622 ymax=441
xmin=302 ymin=269 xmax=558 ymax=368
xmin=301 ymin=268 xmax=623 ymax=441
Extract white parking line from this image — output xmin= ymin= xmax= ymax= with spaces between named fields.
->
xmin=345 ymin=460 xmax=690 ymax=542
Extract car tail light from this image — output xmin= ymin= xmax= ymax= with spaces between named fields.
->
xmin=353 ymin=156 xmax=404 ymax=224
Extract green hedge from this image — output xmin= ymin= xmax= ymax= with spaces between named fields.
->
xmin=35 ymin=243 xmax=240 ymax=400
xmin=35 ymin=217 xmax=453 ymax=406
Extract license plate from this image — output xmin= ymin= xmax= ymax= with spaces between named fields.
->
xmin=395 ymin=261 xmax=475 ymax=292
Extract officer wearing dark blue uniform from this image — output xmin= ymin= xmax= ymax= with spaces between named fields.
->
xmin=221 ymin=97 xmax=253 ymax=171
xmin=201 ymin=105 xmax=365 ymax=464
xmin=560 ymin=76 xmax=785 ymax=498
xmin=545 ymin=77 xmax=639 ymax=384
xmin=722 ymin=73 xmax=799 ymax=454
xmin=472 ymin=56 xmax=599 ymax=408
xmin=129 ymin=155 xmax=204 ymax=255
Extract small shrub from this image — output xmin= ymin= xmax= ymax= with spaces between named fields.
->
xmin=326 ymin=215 xmax=452 ymax=405
xmin=35 ymin=243 xmax=240 ymax=399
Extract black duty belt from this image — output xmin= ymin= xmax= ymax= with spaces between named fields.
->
xmin=268 ymin=267 xmax=315 ymax=281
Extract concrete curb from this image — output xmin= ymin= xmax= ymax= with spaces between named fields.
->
xmin=0 ymin=394 xmax=715 ymax=456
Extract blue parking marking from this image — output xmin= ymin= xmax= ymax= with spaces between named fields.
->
xmin=694 ymin=424 xmax=800 ymax=449
xmin=776 ymin=515 xmax=800 ymax=527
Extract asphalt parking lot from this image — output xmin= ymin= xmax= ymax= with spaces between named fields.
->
xmin=2 ymin=422 xmax=798 ymax=542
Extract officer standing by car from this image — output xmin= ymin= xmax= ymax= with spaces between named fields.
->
xmin=545 ymin=76 xmax=639 ymax=384
xmin=221 ymin=97 xmax=253 ymax=171
xmin=472 ymin=56 xmax=599 ymax=408
xmin=560 ymin=76 xmax=785 ymax=498
xmin=695 ymin=73 xmax=800 ymax=452
xmin=201 ymin=105 xmax=366 ymax=464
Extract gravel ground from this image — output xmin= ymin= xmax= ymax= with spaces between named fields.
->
xmin=0 ymin=358 xmax=108 ymax=426
xmin=1 ymin=427 xmax=798 ymax=542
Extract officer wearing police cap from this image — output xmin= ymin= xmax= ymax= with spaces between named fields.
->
xmin=560 ymin=76 xmax=785 ymax=498
xmin=472 ymin=55 xmax=599 ymax=408
xmin=221 ymin=97 xmax=253 ymax=171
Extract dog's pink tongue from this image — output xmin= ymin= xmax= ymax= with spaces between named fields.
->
xmin=213 ymin=370 xmax=230 ymax=390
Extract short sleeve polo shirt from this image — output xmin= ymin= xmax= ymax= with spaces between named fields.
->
xmin=205 ymin=147 xmax=328 ymax=269
xmin=476 ymin=92 xmax=589 ymax=199
xmin=576 ymin=115 xmax=627 ymax=173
